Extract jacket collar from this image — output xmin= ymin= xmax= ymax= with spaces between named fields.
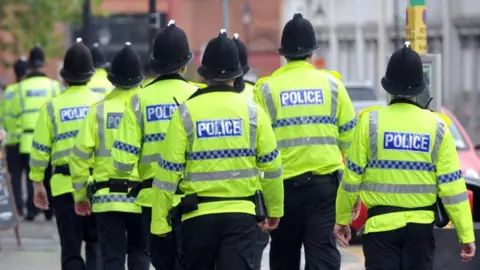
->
xmin=188 ymin=84 xmax=240 ymax=100
xmin=271 ymin=60 xmax=316 ymax=77
xmin=143 ymin=73 xmax=187 ymax=88
xmin=25 ymin=71 xmax=47 ymax=79
xmin=389 ymin=97 xmax=424 ymax=109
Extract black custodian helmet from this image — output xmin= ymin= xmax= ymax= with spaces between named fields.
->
xmin=89 ymin=43 xmax=110 ymax=69
xmin=149 ymin=19 xmax=193 ymax=75
xmin=232 ymin=33 xmax=250 ymax=74
xmin=108 ymin=42 xmax=144 ymax=88
xmin=381 ymin=41 xmax=427 ymax=97
xmin=198 ymin=29 xmax=243 ymax=81
xmin=60 ymin=38 xmax=95 ymax=83
xmin=13 ymin=57 xmax=28 ymax=78
xmin=28 ymin=44 xmax=45 ymax=69
xmin=278 ymin=12 xmax=318 ymax=58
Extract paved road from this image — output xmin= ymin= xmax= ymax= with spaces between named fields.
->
xmin=0 ymin=220 xmax=365 ymax=270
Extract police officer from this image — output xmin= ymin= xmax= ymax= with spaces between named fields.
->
xmin=254 ymin=13 xmax=357 ymax=270
xmin=231 ymin=32 xmax=268 ymax=270
xmin=30 ymin=38 xmax=102 ymax=270
xmin=151 ymin=29 xmax=284 ymax=270
xmin=12 ymin=44 xmax=62 ymax=221
xmin=231 ymin=33 xmax=255 ymax=100
xmin=2 ymin=57 xmax=28 ymax=216
xmin=71 ymin=42 xmax=150 ymax=270
xmin=88 ymin=43 xmax=114 ymax=96
xmin=335 ymin=43 xmax=476 ymax=270
xmin=112 ymin=19 xmax=198 ymax=270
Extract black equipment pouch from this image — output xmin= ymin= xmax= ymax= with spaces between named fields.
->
xmin=94 ymin=179 xmax=139 ymax=194
xmin=127 ymin=178 xmax=153 ymax=198
xmin=87 ymin=183 xmax=95 ymax=202
xmin=433 ymin=197 xmax=450 ymax=228
xmin=333 ymin=170 xmax=342 ymax=189
xmin=53 ymin=165 xmax=93 ymax=176
xmin=178 ymin=193 xmax=199 ymax=215
xmin=253 ymin=190 xmax=267 ymax=222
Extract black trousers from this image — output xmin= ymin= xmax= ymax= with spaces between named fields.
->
xmin=6 ymin=144 xmax=24 ymax=215
xmin=254 ymin=229 xmax=269 ymax=270
xmin=96 ymin=211 xmax=150 ymax=270
xmin=180 ymin=213 xmax=257 ymax=270
xmin=20 ymin=153 xmax=53 ymax=217
xmin=269 ymin=174 xmax=341 ymax=270
xmin=142 ymin=206 xmax=181 ymax=270
xmin=363 ymin=223 xmax=435 ymax=270
xmin=53 ymin=192 xmax=101 ymax=270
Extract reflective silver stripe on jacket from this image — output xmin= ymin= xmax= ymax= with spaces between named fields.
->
xmin=131 ymin=94 xmax=144 ymax=137
xmin=260 ymin=76 xmax=340 ymax=149
xmin=341 ymin=181 xmax=439 ymax=194
xmin=153 ymin=178 xmax=178 ymax=191
xmin=177 ymin=102 xmax=260 ymax=181
xmin=95 ymin=103 xmax=111 ymax=157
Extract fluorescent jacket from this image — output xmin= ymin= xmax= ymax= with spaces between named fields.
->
xmin=2 ymin=84 xmax=21 ymax=145
xmin=29 ymin=85 xmax=103 ymax=196
xmin=254 ymin=61 xmax=356 ymax=179
xmin=111 ymin=74 xmax=198 ymax=207
xmin=151 ymin=85 xmax=284 ymax=235
xmin=336 ymin=100 xmax=475 ymax=244
xmin=88 ymin=68 xmax=114 ymax=96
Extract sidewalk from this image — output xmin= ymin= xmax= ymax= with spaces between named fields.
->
xmin=0 ymin=220 xmax=365 ymax=270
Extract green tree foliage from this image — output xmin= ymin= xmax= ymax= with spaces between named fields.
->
xmin=0 ymin=0 xmax=103 ymax=67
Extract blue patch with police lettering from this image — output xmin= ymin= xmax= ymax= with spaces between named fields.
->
xmin=26 ymin=89 xmax=47 ymax=97
xmin=280 ymin=89 xmax=324 ymax=107
xmin=383 ymin=132 xmax=431 ymax=153
xmin=5 ymin=92 xmax=14 ymax=100
xmin=106 ymin=113 xmax=123 ymax=129
xmin=196 ymin=119 xmax=243 ymax=139
xmin=60 ymin=106 xmax=90 ymax=122
xmin=145 ymin=104 xmax=177 ymax=122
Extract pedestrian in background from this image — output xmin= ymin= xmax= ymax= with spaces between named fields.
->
xmin=11 ymin=44 xmax=62 ymax=222
xmin=71 ymin=42 xmax=149 ymax=270
xmin=254 ymin=12 xmax=357 ymax=270
xmin=30 ymin=38 xmax=103 ymax=270
xmin=2 ymin=57 xmax=28 ymax=216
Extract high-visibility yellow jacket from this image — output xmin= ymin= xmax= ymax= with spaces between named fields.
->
xmin=12 ymin=74 xmax=62 ymax=154
xmin=88 ymin=68 xmax=114 ymax=96
xmin=71 ymin=88 xmax=141 ymax=213
xmin=29 ymin=85 xmax=103 ymax=197
xmin=141 ymin=77 xmax=155 ymax=88
xmin=242 ymin=81 xmax=255 ymax=101
xmin=1 ymin=83 xmax=21 ymax=145
xmin=111 ymin=74 xmax=198 ymax=207
xmin=336 ymin=100 xmax=475 ymax=244
xmin=151 ymin=85 xmax=284 ymax=235
xmin=254 ymin=61 xmax=356 ymax=179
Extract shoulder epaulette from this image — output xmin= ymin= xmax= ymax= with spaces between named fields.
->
xmin=254 ymin=76 xmax=270 ymax=89
xmin=433 ymin=112 xmax=452 ymax=128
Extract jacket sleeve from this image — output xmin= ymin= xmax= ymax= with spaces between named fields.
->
xmin=11 ymin=85 xmax=22 ymax=121
xmin=436 ymin=122 xmax=475 ymax=243
xmin=335 ymin=112 xmax=369 ymax=225
xmin=332 ymin=76 xmax=357 ymax=156
xmin=52 ymin=81 xmax=62 ymax=97
xmin=255 ymin=104 xmax=284 ymax=218
xmin=151 ymin=110 xmax=187 ymax=235
xmin=253 ymin=78 xmax=270 ymax=115
xmin=111 ymin=95 xmax=142 ymax=175
xmin=29 ymin=102 xmax=53 ymax=182
xmin=71 ymin=106 xmax=97 ymax=202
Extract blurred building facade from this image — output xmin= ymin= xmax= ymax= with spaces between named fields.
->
xmin=287 ymin=0 xmax=480 ymax=142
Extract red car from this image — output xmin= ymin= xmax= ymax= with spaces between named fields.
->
xmin=347 ymin=106 xmax=478 ymax=242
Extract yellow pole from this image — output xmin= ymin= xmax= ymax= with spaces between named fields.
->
xmin=405 ymin=0 xmax=427 ymax=55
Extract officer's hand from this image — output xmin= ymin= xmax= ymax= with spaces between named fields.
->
xmin=75 ymin=201 xmax=91 ymax=216
xmin=260 ymin=217 xmax=280 ymax=232
xmin=334 ymin=224 xmax=351 ymax=248
xmin=460 ymin=242 xmax=476 ymax=262
xmin=33 ymin=182 xmax=49 ymax=210
xmin=352 ymin=199 xmax=361 ymax=220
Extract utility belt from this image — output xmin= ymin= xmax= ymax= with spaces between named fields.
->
xmin=23 ymin=129 xmax=35 ymax=134
xmin=127 ymin=178 xmax=184 ymax=198
xmin=367 ymin=197 xmax=450 ymax=228
xmin=285 ymin=171 xmax=342 ymax=189
xmin=53 ymin=165 xmax=93 ymax=176
xmin=171 ymin=190 xmax=267 ymax=222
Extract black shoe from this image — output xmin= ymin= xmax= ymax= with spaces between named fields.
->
xmin=24 ymin=212 xmax=37 ymax=222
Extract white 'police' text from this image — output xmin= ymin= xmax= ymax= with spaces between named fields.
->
xmin=106 ymin=113 xmax=123 ymax=129
xmin=383 ymin=131 xmax=431 ymax=153
xmin=280 ymin=89 xmax=324 ymax=107
xmin=145 ymin=104 xmax=177 ymax=122
xmin=60 ymin=106 xmax=90 ymax=122
xmin=196 ymin=119 xmax=243 ymax=139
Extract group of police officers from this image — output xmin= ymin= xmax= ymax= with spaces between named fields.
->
xmin=0 ymin=11 xmax=477 ymax=270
